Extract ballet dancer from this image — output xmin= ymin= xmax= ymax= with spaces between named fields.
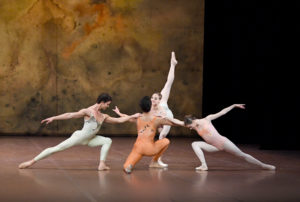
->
xmin=114 ymin=51 xmax=178 ymax=168
xmin=184 ymin=104 xmax=276 ymax=171
xmin=120 ymin=96 xmax=184 ymax=174
xmin=18 ymin=93 xmax=140 ymax=170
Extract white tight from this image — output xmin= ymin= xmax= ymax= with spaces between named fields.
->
xmin=191 ymin=140 xmax=271 ymax=169
xmin=34 ymin=134 xmax=112 ymax=162
xmin=159 ymin=125 xmax=171 ymax=139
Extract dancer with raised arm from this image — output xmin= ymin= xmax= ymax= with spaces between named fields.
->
xmin=184 ymin=104 xmax=276 ymax=171
xmin=18 ymin=93 xmax=140 ymax=171
xmin=114 ymin=51 xmax=178 ymax=168
xmin=117 ymin=96 xmax=184 ymax=174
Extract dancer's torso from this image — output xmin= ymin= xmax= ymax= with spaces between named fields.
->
xmin=80 ymin=114 xmax=102 ymax=137
xmin=195 ymin=119 xmax=227 ymax=149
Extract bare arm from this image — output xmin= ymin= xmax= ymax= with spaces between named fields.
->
xmin=160 ymin=51 xmax=177 ymax=103
xmin=205 ymin=104 xmax=245 ymax=121
xmin=104 ymin=113 xmax=141 ymax=124
xmin=156 ymin=117 xmax=185 ymax=127
xmin=41 ymin=109 xmax=89 ymax=125
xmin=112 ymin=106 xmax=138 ymax=122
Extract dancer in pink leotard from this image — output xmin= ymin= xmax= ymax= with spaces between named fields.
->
xmin=184 ymin=104 xmax=276 ymax=171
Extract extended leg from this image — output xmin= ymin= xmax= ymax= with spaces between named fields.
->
xmin=160 ymin=52 xmax=177 ymax=103
xmin=87 ymin=136 xmax=112 ymax=170
xmin=191 ymin=141 xmax=219 ymax=171
xmin=223 ymin=140 xmax=276 ymax=170
xmin=19 ymin=133 xmax=81 ymax=169
xmin=123 ymin=150 xmax=143 ymax=174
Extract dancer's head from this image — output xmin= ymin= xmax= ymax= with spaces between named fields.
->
xmin=184 ymin=115 xmax=197 ymax=129
xmin=97 ymin=93 xmax=112 ymax=110
xmin=151 ymin=92 xmax=162 ymax=107
xmin=140 ymin=96 xmax=152 ymax=112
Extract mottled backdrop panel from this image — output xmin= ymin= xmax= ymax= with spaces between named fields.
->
xmin=0 ymin=0 xmax=204 ymax=136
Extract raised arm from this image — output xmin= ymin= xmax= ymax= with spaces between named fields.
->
xmin=41 ymin=108 xmax=89 ymax=125
xmin=160 ymin=51 xmax=178 ymax=103
xmin=205 ymin=104 xmax=245 ymax=121
xmin=104 ymin=113 xmax=141 ymax=124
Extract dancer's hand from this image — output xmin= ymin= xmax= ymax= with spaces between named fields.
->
xmin=234 ymin=104 xmax=245 ymax=109
xmin=112 ymin=106 xmax=121 ymax=115
xmin=41 ymin=117 xmax=54 ymax=125
xmin=171 ymin=51 xmax=178 ymax=66
xmin=131 ymin=113 xmax=141 ymax=119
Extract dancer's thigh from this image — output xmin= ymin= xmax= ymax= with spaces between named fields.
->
xmin=87 ymin=135 xmax=111 ymax=147
xmin=223 ymin=139 xmax=243 ymax=156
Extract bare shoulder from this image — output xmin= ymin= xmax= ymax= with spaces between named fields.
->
xmin=102 ymin=114 xmax=110 ymax=119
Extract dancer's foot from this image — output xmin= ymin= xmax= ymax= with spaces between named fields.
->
xmin=157 ymin=157 xmax=168 ymax=168
xmin=124 ymin=164 xmax=133 ymax=174
xmin=98 ymin=161 xmax=110 ymax=171
xmin=18 ymin=159 xmax=35 ymax=169
xmin=262 ymin=164 xmax=276 ymax=170
xmin=195 ymin=164 xmax=208 ymax=171
xmin=149 ymin=161 xmax=165 ymax=168
xmin=171 ymin=51 xmax=178 ymax=66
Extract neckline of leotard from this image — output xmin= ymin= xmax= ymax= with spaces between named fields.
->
xmin=85 ymin=114 xmax=103 ymax=125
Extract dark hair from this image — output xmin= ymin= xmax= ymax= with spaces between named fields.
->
xmin=184 ymin=115 xmax=196 ymax=125
xmin=153 ymin=92 xmax=162 ymax=100
xmin=96 ymin=93 xmax=112 ymax=103
xmin=139 ymin=96 xmax=152 ymax=112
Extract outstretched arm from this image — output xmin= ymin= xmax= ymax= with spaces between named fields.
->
xmin=112 ymin=106 xmax=129 ymax=117
xmin=112 ymin=106 xmax=137 ymax=122
xmin=104 ymin=113 xmax=141 ymax=124
xmin=205 ymin=104 xmax=245 ymax=121
xmin=41 ymin=109 xmax=89 ymax=125
xmin=160 ymin=51 xmax=178 ymax=103
xmin=156 ymin=117 xmax=185 ymax=127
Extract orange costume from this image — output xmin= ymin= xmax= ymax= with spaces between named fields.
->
xmin=123 ymin=116 xmax=170 ymax=173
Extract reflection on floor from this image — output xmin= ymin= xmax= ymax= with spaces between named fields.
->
xmin=0 ymin=137 xmax=300 ymax=201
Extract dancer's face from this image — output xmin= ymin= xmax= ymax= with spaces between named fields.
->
xmin=102 ymin=101 xmax=111 ymax=110
xmin=151 ymin=94 xmax=160 ymax=106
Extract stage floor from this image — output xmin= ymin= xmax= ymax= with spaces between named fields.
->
xmin=0 ymin=136 xmax=300 ymax=202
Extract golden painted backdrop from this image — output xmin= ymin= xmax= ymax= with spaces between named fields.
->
xmin=0 ymin=0 xmax=204 ymax=136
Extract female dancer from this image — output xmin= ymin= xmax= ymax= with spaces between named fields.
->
xmin=18 ymin=93 xmax=139 ymax=170
xmin=120 ymin=96 xmax=184 ymax=174
xmin=114 ymin=51 xmax=178 ymax=167
xmin=184 ymin=104 xmax=276 ymax=171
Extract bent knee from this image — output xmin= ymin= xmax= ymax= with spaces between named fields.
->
xmin=102 ymin=137 xmax=112 ymax=145
xmin=106 ymin=137 xmax=112 ymax=144
xmin=163 ymin=138 xmax=170 ymax=145
xmin=191 ymin=141 xmax=200 ymax=148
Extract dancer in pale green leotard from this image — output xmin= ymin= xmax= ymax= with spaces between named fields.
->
xmin=19 ymin=93 xmax=139 ymax=171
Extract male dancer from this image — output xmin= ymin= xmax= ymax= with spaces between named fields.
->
xmin=117 ymin=96 xmax=183 ymax=174
xmin=19 ymin=93 xmax=139 ymax=170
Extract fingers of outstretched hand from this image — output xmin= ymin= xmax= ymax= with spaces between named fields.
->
xmin=235 ymin=104 xmax=245 ymax=109
xmin=112 ymin=106 xmax=119 ymax=113
xmin=41 ymin=118 xmax=51 ymax=125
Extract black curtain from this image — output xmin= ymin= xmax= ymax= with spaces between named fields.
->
xmin=203 ymin=0 xmax=299 ymax=149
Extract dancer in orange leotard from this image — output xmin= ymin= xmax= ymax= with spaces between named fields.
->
xmin=184 ymin=104 xmax=276 ymax=171
xmin=114 ymin=51 xmax=178 ymax=168
xmin=118 ymin=96 xmax=184 ymax=174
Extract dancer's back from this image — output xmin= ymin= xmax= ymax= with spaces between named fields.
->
xmin=136 ymin=115 xmax=158 ymax=142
